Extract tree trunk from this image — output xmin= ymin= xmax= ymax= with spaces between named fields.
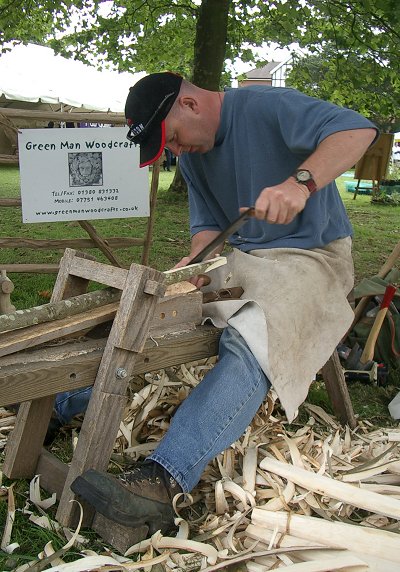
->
xmin=168 ymin=0 xmax=230 ymax=194
xmin=192 ymin=0 xmax=230 ymax=90
xmin=169 ymin=162 xmax=187 ymax=194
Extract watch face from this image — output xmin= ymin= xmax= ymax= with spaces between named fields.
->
xmin=296 ymin=170 xmax=311 ymax=182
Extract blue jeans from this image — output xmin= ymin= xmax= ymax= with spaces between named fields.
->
xmin=54 ymin=326 xmax=271 ymax=492
xmin=54 ymin=387 xmax=92 ymax=424
xmin=149 ymin=326 xmax=271 ymax=491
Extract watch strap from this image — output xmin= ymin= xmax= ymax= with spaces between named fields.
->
xmin=293 ymin=169 xmax=317 ymax=195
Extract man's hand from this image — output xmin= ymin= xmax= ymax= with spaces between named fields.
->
xmin=251 ymin=179 xmax=309 ymax=225
xmin=173 ymin=257 xmax=212 ymax=288
xmin=173 ymin=229 xmax=221 ymax=288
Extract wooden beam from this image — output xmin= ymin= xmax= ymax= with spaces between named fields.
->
xmin=0 ymin=108 xmax=126 ymax=124
xmin=141 ymin=159 xmax=160 ymax=266
xmin=0 ymin=198 xmax=22 ymax=207
xmin=0 ymin=155 xmax=19 ymax=165
xmin=36 ymin=449 xmax=69 ymax=500
xmin=0 ymin=291 xmax=202 ymax=357
xmin=55 ymin=263 xmax=165 ymax=525
xmin=0 ymin=237 xmax=145 ymax=249
xmin=69 ymin=257 xmax=128 ymax=288
xmin=0 ymin=264 xmax=59 ymax=273
xmin=93 ymin=514 xmax=149 ymax=555
xmin=321 ymin=350 xmax=357 ymax=428
xmin=2 ymin=397 xmax=55 ymax=477
xmin=0 ymin=288 xmax=121 ymax=333
xmin=0 ymin=302 xmax=118 ymax=357
xmin=0 ymin=326 xmax=221 ymax=407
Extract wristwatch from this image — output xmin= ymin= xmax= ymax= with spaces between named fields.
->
xmin=292 ymin=169 xmax=317 ymax=195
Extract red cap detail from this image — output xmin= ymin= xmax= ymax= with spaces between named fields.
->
xmin=139 ymin=120 xmax=167 ymax=168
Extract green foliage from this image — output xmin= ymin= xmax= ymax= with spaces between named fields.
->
xmin=387 ymin=163 xmax=400 ymax=180
xmin=0 ymin=0 xmax=83 ymax=48
xmin=279 ymin=1 xmax=400 ymax=126
xmin=2 ymin=0 xmax=399 ymax=121
xmin=287 ymin=45 xmax=400 ymax=131
xmin=372 ymin=191 xmax=400 ymax=205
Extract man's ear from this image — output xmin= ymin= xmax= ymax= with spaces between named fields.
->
xmin=180 ymin=96 xmax=199 ymax=114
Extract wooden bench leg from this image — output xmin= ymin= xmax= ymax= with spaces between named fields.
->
xmin=2 ymin=249 xmax=91 ymax=480
xmin=322 ymin=350 xmax=357 ymax=429
xmin=56 ymin=263 xmax=165 ymax=527
xmin=3 ymin=397 xmax=54 ymax=478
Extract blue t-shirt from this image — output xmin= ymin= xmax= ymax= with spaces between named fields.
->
xmin=179 ymin=85 xmax=377 ymax=250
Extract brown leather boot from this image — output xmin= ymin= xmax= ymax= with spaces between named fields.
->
xmin=71 ymin=461 xmax=181 ymax=535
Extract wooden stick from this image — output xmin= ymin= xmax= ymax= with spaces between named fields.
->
xmin=141 ymin=159 xmax=160 ymax=266
xmin=251 ymin=509 xmax=400 ymax=563
xmin=260 ymin=456 xmax=400 ymax=520
xmin=0 ymin=288 xmax=121 ymax=333
xmin=0 ymin=198 xmax=22 ymax=207
xmin=0 ymin=303 xmax=118 ymax=358
xmin=245 ymin=526 xmax=399 ymax=572
xmin=0 ymin=271 xmax=15 ymax=315
xmin=78 ymin=220 xmax=122 ymax=268
xmin=0 ymin=264 xmax=59 ymax=273
xmin=163 ymin=256 xmax=226 ymax=284
xmin=0 ymin=257 xmax=225 ymax=333
xmin=0 ymin=237 xmax=144 ymax=249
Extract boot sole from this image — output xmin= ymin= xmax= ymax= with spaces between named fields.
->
xmin=71 ymin=471 xmax=175 ymax=534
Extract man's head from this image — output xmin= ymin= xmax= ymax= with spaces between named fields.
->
xmin=125 ymin=72 xmax=223 ymax=167
xmin=125 ymin=72 xmax=183 ymax=167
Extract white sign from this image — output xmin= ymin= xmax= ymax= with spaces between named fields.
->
xmin=18 ymin=127 xmax=149 ymax=223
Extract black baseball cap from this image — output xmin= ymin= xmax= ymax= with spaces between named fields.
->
xmin=125 ymin=72 xmax=183 ymax=167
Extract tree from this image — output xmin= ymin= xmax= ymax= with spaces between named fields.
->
xmin=4 ymin=1 xmax=398 ymax=117
xmin=0 ymin=0 xmax=78 ymax=50
xmin=171 ymin=0 xmax=230 ymax=192
xmin=287 ymin=46 xmax=400 ymax=132
xmin=2 ymin=0 xmax=399 ymax=178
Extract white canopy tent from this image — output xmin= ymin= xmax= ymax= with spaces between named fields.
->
xmin=0 ymin=43 xmax=144 ymax=113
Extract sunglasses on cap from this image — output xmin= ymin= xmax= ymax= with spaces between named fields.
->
xmin=126 ymin=91 xmax=177 ymax=144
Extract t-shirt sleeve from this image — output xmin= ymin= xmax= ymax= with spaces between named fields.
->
xmin=271 ymin=89 xmax=379 ymax=155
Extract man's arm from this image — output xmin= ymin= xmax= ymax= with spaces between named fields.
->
xmin=253 ymin=128 xmax=377 ymax=225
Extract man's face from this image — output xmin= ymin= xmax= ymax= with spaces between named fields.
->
xmin=78 ymin=161 xmax=93 ymax=176
xmin=164 ymin=101 xmax=215 ymax=157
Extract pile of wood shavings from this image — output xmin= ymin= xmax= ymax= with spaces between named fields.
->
xmin=1 ymin=358 xmax=400 ymax=571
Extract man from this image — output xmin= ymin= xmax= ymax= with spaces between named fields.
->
xmin=71 ymin=72 xmax=377 ymax=535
